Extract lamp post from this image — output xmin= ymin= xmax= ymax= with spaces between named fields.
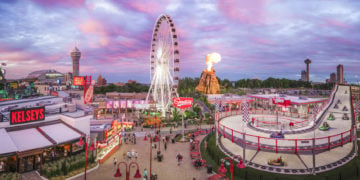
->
xmin=149 ymin=134 xmax=153 ymax=179
xmin=114 ymin=161 xmax=142 ymax=180
xmin=78 ymin=136 xmax=95 ymax=180
xmin=158 ymin=122 xmax=161 ymax=153
xmin=218 ymin=156 xmax=245 ymax=180
xmin=144 ymin=132 xmax=152 ymax=177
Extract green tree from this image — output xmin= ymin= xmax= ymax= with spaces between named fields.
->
xmin=172 ymin=108 xmax=181 ymax=122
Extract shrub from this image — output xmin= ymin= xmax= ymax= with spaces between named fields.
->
xmin=61 ymin=161 xmax=68 ymax=176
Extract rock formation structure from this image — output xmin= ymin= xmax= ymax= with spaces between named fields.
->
xmin=195 ymin=68 xmax=220 ymax=94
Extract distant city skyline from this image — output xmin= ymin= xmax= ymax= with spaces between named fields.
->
xmin=0 ymin=0 xmax=359 ymax=83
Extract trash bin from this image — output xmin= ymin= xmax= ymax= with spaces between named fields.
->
xmin=172 ymin=139 xmax=175 ymax=144
xmin=207 ymin=165 xmax=213 ymax=174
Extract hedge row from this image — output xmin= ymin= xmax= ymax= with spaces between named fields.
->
xmin=0 ymin=173 xmax=20 ymax=180
xmin=40 ymin=152 xmax=96 ymax=179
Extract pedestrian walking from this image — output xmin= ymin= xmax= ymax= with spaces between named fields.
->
xmin=204 ymin=140 xmax=208 ymax=150
xmin=164 ymin=142 xmax=167 ymax=151
xmin=135 ymin=152 xmax=138 ymax=161
xmin=176 ymin=153 xmax=183 ymax=166
xmin=123 ymin=152 xmax=126 ymax=160
xmin=113 ymin=157 xmax=117 ymax=168
xmin=143 ymin=168 xmax=148 ymax=180
xmin=127 ymin=151 xmax=132 ymax=161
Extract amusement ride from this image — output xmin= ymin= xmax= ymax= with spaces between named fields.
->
xmin=146 ymin=14 xmax=180 ymax=116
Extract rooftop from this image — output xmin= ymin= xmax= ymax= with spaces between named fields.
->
xmin=247 ymin=94 xmax=328 ymax=105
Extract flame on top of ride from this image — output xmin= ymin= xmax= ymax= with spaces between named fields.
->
xmin=206 ymin=52 xmax=221 ymax=71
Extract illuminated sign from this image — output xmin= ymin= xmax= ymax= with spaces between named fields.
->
xmin=84 ymin=79 xmax=95 ymax=104
xmin=172 ymin=97 xmax=193 ymax=109
xmin=73 ymin=76 xmax=85 ymax=86
xmin=9 ymin=82 xmax=18 ymax=89
xmin=10 ymin=107 xmax=45 ymax=125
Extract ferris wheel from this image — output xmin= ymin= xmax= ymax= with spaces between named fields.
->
xmin=146 ymin=14 xmax=180 ymax=116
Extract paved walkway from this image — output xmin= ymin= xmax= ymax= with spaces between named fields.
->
xmin=74 ymin=134 xmax=209 ymax=180
xmin=22 ymin=171 xmax=42 ymax=180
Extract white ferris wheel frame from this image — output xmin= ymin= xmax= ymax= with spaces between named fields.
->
xmin=146 ymin=14 xmax=180 ymax=116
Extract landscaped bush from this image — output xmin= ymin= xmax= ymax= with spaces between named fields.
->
xmin=40 ymin=152 xmax=96 ymax=179
xmin=201 ymin=133 xmax=360 ymax=180
xmin=0 ymin=172 xmax=21 ymax=180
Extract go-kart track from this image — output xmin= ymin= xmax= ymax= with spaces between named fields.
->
xmin=215 ymin=85 xmax=357 ymax=174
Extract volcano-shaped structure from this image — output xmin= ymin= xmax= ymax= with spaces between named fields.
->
xmin=195 ymin=68 xmax=220 ymax=94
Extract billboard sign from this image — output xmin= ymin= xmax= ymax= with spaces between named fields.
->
xmin=98 ymin=102 xmax=106 ymax=108
xmin=9 ymin=82 xmax=18 ymax=89
xmin=73 ymin=76 xmax=84 ymax=86
xmin=172 ymin=97 xmax=193 ymax=109
xmin=10 ymin=107 xmax=45 ymax=125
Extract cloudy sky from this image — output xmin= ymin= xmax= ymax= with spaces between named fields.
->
xmin=0 ymin=0 xmax=359 ymax=83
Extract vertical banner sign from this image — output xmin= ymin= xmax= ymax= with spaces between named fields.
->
xmin=172 ymin=97 xmax=193 ymax=109
xmin=113 ymin=101 xmax=119 ymax=109
xmin=120 ymin=100 xmax=126 ymax=109
xmin=242 ymin=103 xmax=249 ymax=122
xmin=127 ymin=100 xmax=133 ymax=109
xmin=83 ymin=76 xmax=94 ymax=104
xmin=106 ymin=100 xmax=113 ymax=109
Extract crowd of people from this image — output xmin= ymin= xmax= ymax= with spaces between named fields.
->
xmin=124 ymin=133 xmax=137 ymax=144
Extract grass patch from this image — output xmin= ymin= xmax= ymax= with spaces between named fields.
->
xmin=201 ymin=133 xmax=360 ymax=180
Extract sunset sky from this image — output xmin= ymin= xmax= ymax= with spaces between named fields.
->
xmin=0 ymin=0 xmax=359 ymax=83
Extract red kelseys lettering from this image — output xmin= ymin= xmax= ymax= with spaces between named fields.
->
xmin=10 ymin=107 xmax=45 ymax=125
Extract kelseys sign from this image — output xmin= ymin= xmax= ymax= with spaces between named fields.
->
xmin=10 ymin=107 xmax=45 ymax=125
xmin=172 ymin=97 xmax=193 ymax=109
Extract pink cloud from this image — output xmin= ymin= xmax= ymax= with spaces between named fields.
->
xmin=216 ymin=0 xmax=269 ymax=24
xmin=325 ymin=36 xmax=356 ymax=46
xmin=78 ymin=19 xmax=110 ymax=46
xmin=324 ymin=19 xmax=350 ymax=29
xmin=31 ymin=0 xmax=86 ymax=8
xmin=200 ymin=24 xmax=225 ymax=32
xmin=120 ymin=0 xmax=170 ymax=15
xmin=252 ymin=37 xmax=275 ymax=45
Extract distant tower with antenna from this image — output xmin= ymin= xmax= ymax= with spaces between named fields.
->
xmin=304 ymin=58 xmax=311 ymax=82
xmin=71 ymin=46 xmax=81 ymax=77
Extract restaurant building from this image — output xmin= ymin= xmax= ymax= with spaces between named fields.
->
xmin=0 ymin=96 xmax=90 ymax=173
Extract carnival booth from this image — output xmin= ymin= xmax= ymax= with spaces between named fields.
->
xmin=91 ymin=120 xmax=134 ymax=163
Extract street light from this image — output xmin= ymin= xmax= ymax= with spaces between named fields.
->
xmin=78 ymin=136 xmax=95 ymax=180
xmin=114 ymin=161 xmax=142 ymax=180
xmin=149 ymin=134 xmax=153 ymax=179
xmin=218 ymin=156 xmax=245 ymax=180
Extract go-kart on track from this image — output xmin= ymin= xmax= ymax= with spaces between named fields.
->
xmin=216 ymin=85 xmax=357 ymax=174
